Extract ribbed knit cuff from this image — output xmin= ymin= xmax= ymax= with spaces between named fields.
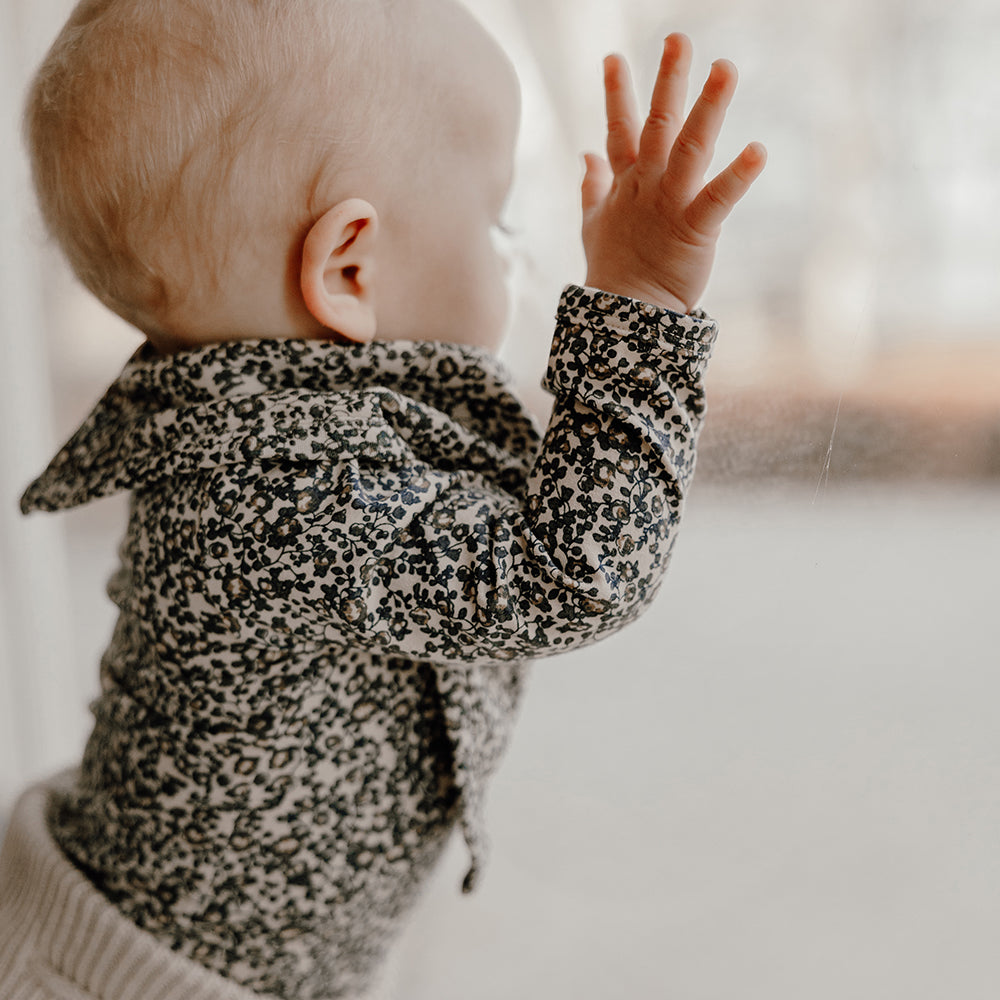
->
xmin=0 ymin=774 xmax=271 ymax=1000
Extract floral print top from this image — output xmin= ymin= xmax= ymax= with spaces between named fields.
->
xmin=21 ymin=285 xmax=716 ymax=999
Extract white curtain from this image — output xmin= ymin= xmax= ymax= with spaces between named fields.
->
xmin=0 ymin=0 xmax=83 ymax=811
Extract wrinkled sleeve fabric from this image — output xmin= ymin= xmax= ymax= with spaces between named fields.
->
xmin=202 ymin=285 xmax=717 ymax=665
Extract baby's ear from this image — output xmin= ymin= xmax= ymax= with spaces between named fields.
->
xmin=300 ymin=199 xmax=379 ymax=342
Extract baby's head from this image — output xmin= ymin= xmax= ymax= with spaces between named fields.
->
xmin=25 ymin=0 xmax=520 ymax=353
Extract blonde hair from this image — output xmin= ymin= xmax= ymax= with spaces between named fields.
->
xmin=24 ymin=0 xmax=395 ymax=335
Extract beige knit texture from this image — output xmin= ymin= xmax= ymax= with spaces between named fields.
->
xmin=0 ymin=775 xmax=270 ymax=1000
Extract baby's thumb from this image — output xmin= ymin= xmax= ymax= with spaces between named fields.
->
xmin=581 ymin=153 xmax=613 ymax=215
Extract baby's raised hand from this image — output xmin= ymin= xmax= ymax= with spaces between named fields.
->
xmin=582 ymin=33 xmax=766 ymax=314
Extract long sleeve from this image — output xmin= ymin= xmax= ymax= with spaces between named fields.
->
xmin=195 ymin=285 xmax=717 ymax=665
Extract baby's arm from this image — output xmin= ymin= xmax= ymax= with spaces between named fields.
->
xmin=582 ymin=33 xmax=766 ymax=314
xmin=198 ymin=40 xmax=764 ymax=667
xmin=211 ymin=288 xmax=716 ymax=664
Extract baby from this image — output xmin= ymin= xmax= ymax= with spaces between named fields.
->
xmin=0 ymin=1 xmax=764 ymax=998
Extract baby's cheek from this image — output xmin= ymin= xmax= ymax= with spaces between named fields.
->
xmin=451 ymin=235 xmax=509 ymax=350
xmin=482 ymin=246 xmax=514 ymax=350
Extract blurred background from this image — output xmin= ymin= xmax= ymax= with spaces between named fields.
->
xmin=2 ymin=0 xmax=998 ymax=997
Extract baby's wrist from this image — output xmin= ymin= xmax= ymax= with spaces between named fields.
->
xmin=583 ymin=274 xmax=689 ymax=315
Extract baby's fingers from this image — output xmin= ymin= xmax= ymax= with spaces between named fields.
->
xmin=603 ymin=54 xmax=641 ymax=173
xmin=663 ymin=59 xmax=738 ymax=199
xmin=636 ymin=33 xmax=691 ymax=173
xmin=581 ymin=153 xmax=614 ymax=217
xmin=685 ymin=142 xmax=767 ymax=235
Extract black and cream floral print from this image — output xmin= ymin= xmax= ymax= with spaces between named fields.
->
xmin=21 ymin=285 xmax=716 ymax=1000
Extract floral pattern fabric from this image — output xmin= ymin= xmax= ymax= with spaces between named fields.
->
xmin=21 ymin=285 xmax=716 ymax=999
